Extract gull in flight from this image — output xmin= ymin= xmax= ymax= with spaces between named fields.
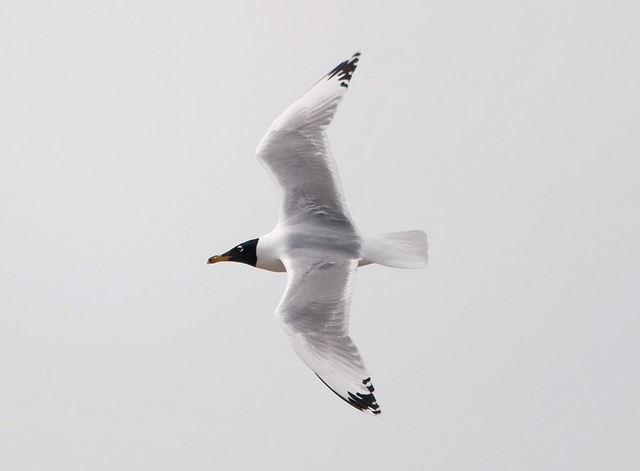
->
xmin=208 ymin=53 xmax=428 ymax=415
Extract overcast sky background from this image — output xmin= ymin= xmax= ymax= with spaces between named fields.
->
xmin=1 ymin=1 xmax=639 ymax=470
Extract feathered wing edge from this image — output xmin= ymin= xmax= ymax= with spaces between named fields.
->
xmin=315 ymin=374 xmax=381 ymax=415
xmin=275 ymin=255 xmax=381 ymax=415
xmin=263 ymin=52 xmax=360 ymax=134
xmin=255 ymin=53 xmax=361 ymax=226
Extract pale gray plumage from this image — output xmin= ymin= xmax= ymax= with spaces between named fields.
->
xmin=209 ymin=53 xmax=427 ymax=415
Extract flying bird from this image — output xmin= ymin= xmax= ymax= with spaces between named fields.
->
xmin=208 ymin=53 xmax=428 ymax=415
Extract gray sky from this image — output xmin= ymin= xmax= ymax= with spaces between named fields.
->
xmin=1 ymin=1 xmax=639 ymax=470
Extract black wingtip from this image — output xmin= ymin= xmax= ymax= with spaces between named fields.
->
xmin=315 ymin=373 xmax=381 ymax=415
xmin=327 ymin=52 xmax=361 ymax=88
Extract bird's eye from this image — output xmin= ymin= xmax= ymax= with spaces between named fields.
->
xmin=237 ymin=245 xmax=244 ymax=252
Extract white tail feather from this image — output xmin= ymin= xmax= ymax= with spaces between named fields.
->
xmin=360 ymin=230 xmax=428 ymax=269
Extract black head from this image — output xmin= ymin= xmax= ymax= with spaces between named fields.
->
xmin=207 ymin=238 xmax=258 ymax=267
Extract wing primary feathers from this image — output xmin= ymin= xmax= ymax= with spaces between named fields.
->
xmin=255 ymin=53 xmax=362 ymax=225
xmin=315 ymin=373 xmax=382 ymax=415
xmin=327 ymin=52 xmax=361 ymax=88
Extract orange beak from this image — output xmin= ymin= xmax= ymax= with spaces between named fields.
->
xmin=207 ymin=254 xmax=232 ymax=264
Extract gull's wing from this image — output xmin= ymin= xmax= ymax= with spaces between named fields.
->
xmin=256 ymin=53 xmax=360 ymax=227
xmin=276 ymin=253 xmax=381 ymax=415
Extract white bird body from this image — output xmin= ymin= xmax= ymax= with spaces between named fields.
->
xmin=208 ymin=53 xmax=427 ymax=415
xmin=257 ymin=226 xmax=428 ymax=272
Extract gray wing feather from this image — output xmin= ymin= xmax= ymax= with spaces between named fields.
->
xmin=256 ymin=53 xmax=360 ymax=227
xmin=276 ymin=254 xmax=381 ymax=415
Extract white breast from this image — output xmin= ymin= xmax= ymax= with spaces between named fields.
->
xmin=255 ymin=229 xmax=287 ymax=272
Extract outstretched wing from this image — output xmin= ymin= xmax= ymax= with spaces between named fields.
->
xmin=256 ymin=53 xmax=360 ymax=228
xmin=275 ymin=253 xmax=381 ymax=415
